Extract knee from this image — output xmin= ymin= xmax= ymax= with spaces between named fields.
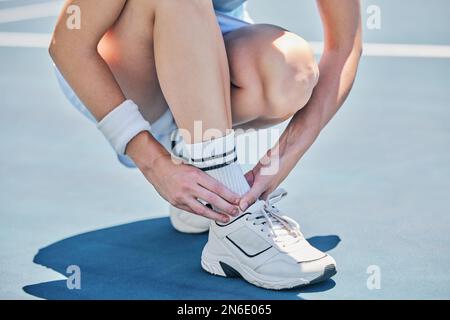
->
xmin=259 ymin=29 xmax=319 ymax=120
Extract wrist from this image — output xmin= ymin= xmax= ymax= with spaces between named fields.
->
xmin=256 ymin=140 xmax=300 ymax=179
xmin=126 ymin=131 xmax=169 ymax=172
xmin=280 ymin=119 xmax=317 ymax=160
xmin=97 ymin=99 xmax=152 ymax=156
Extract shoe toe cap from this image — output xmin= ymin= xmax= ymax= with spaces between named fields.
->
xmin=254 ymin=252 xmax=336 ymax=282
xmin=298 ymin=254 xmax=336 ymax=275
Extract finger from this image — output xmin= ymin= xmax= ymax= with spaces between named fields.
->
xmin=260 ymin=187 xmax=275 ymax=201
xmin=175 ymin=204 xmax=197 ymax=215
xmin=198 ymin=174 xmax=240 ymax=205
xmin=188 ymin=199 xmax=230 ymax=223
xmin=195 ymin=186 xmax=239 ymax=217
xmin=244 ymin=170 xmax=255 ymax=187
xmin=239 ymin=184 xmax=265 ymax=212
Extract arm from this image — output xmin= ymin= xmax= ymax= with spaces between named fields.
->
xmin=49 ymin=0 xmax=165 ymax=186
xmin=240 ymin=0 xmax=362 ymax=207
xmin=49 ymin=0 xmax=127 ymax=121
xmin=50 ymin=0 xmax=240 ymax=221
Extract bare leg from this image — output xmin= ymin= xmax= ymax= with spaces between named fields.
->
xmin=98 ymin=0 xmax=167 ymax=124
xmin=99 ymin=0 xmax=232 ymax=144
xmin=224 ymin=24 xmax=319 ymax=130
xmin=152 ymin=0 xmax=232 ymax=142
xmin=98 ymin=3 xmax=318 ymax=139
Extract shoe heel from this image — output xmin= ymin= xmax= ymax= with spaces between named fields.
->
xmin=201 ymin=231 xmax=243 ymax=278
xmin=201 ymin=250 xmax=242 ymax=278
xmin=201 ymin=245 xmax=227 ymax=277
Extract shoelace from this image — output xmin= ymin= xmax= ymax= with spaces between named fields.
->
xmin=247 ymin=189 xmax=304 ymax=246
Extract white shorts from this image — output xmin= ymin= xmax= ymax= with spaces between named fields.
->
xmin=55 ymin=6 xmax=252 ymax=168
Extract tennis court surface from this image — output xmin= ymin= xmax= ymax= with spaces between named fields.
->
xmin=1 ymin=0 xmax=449 ymax=299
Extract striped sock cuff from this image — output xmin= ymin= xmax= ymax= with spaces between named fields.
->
xmin=193 ymin=148 xmax=238 ymax=171
xmin=185 ymin=131 xmax=237 ymax=171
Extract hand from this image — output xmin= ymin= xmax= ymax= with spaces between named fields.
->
xmin=239 ymin=163 xmax=281 ymax=211
xmin=126 ymin=131 xmax=241 ymax=223
xmin=239 ymin=149 xmax=297 ymax=211
xmin=146 ymin=154 xmax=241 ymax=223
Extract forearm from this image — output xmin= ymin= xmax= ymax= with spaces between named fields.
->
xmin=241 ymin=0 xmax=362 ymax=203
xmin=252 ymin=45 xmax=363 ymax=193
xmin=275 ymin=0 xmax=363 ymax=161
xmin=51 ymin=48 xmax=167 ymax=162
xmin=126 ymin=131 xmax=170 ymax=173
xmin=280 ymin=47 xmax=362 ymax=160
xmin=241 ymin=49 xmax=360 ymax=202
xmin=49 ymin=1 xmax=167 ymax=166
xmin=49 ymin=0 xmax=129 ymax=121
xmin=50 ymin=47 xmax=125 ymax=121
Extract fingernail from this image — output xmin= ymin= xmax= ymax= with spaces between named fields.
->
xmin=222 ymin=217 xmax=230 ymax=223
xmin=240 ymin=201 xmax=248 ymax=212
xmin=232 ymin=207 xmax=239 ymax=216
xmin=234 ymin=197 xmax=241 ymax=205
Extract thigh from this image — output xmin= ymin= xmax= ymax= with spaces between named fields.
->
xmin=97 ymin=0 xmax=168 ymax=124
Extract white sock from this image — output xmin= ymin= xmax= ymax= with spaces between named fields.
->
xmin=184 ymin=131 xmax=250 ymax=196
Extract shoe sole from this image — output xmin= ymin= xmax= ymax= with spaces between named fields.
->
xmin=201 ymin=243 xmax=337 ymax=290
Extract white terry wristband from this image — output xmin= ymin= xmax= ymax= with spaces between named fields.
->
xmin=97 ymin=100 xmax=151 ymax=156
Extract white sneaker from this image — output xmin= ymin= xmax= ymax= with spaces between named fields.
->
xmin=201 ymin=189 xmax=337 ymax=290
xmin=170 ymin=205 xmax=210 ymax=234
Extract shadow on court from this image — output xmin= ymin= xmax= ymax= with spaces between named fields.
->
xmin=23 ymin=218 xmax=340 ymax=300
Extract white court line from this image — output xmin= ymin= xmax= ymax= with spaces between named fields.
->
xmin=0 ymin=1 xmax=62 ymax=23
xmin=0 ymin=32 xmax=51 ymax=47
xmin=0 ymin=2 xmax=449 ymax=58
xmin=311 ymin=42 xmax=450 ymax=59
xmin=1 ymin=32 xmax=449 ymax=59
